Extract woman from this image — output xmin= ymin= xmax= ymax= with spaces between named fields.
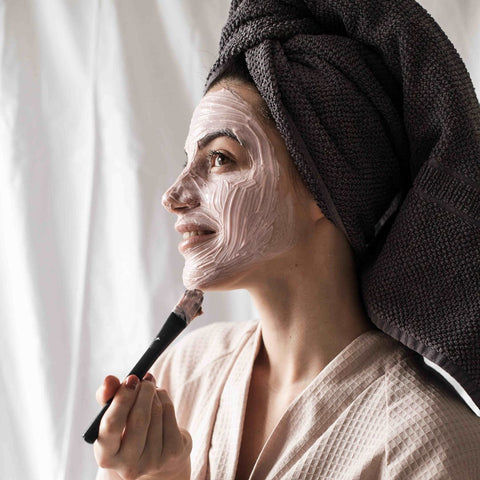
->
xmin=93 ymin=0 xmax=480 ymax=478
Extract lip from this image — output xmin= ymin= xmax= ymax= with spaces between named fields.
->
xmin=178 ymin=231 xmax=217 ymax=253
xmin=175 ymin=223 xmax=217 ymax=253
xmin=175 ymin=223 xmax=216 ymax=234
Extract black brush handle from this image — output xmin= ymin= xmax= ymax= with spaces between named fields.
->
xmin=83 ymin=312 xmax=187 ymax=444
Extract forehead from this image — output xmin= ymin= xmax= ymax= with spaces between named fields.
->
xmin=184 ymin=88 xmax=265 ymax=152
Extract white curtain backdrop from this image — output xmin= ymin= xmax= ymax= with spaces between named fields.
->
xmin=0 ymin=1 xmax=478 ymax=479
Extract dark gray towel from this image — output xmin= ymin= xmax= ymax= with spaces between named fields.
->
xmin=205 ymin=0 xmax=480 ymax=409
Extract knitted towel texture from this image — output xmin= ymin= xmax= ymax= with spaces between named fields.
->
xmin=205 ymin=0 xmax=480 ymax=408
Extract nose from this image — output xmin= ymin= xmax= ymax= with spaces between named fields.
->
xmin=162 ymin=174 xmax=201 ymax=214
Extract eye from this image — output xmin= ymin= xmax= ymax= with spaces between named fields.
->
xmin=208 ymin=150 xmax=233 ymax=169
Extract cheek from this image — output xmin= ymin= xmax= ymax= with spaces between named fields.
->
xmin=216 ymin=165 xmax=279 ymax=251
xmin=210 ymin=174 xmax=260 ymax=234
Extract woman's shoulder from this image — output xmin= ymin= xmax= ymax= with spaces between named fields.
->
xmin=384 ymin=341 xmax=479 ymax=423
xmin=381 ymin=341 xmax=480 ymax=476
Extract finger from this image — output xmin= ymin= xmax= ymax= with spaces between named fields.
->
xmin=118 ymin=376 xmax=157 ymax=462
xmin=158 ymin=390 xmax=188 ymax=459
xmin=143 ymin=372 xmax=156 ymax=384
xmin=96 ymin=375 xmax=121 ymax=405
xmin=95 ymin=375 xmax=140 ymax=461
xmin=141 ymin=389 xmax=164 ymax=466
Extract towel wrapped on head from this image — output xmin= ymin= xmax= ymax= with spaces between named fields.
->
xmin=205 ymin=0 xmax=480 ymax=412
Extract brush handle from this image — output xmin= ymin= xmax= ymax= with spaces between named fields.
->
xmin=83 ymin=312 xmax=187 ymax=444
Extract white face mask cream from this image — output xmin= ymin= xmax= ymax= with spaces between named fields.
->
xmin=162 ymin=87 xmax=298 ymax=290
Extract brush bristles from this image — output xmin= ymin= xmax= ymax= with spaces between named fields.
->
xmin=173 ymin=289 xmax=204 ymax=325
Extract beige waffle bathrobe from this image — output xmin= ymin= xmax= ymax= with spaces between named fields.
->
xmin=98 ymin=320 xmax=480 ymax=479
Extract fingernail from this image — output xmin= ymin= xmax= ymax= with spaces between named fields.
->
xmin=125 ymin=375 xmax=139 ymax=390
xmin=143 ymin=372 xmax=154 ymax=382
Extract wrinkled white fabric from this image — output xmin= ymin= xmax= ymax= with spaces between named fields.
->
xmin=0 ymin=1 xmax=479 ymax=479
xmin=0 ymin=2 xmax=250 ymax=479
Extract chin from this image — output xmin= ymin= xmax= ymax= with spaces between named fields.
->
xmin=182 ymin=264 xmax=254 ymax=292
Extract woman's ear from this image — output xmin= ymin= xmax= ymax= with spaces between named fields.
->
xmin=297 ymin=183 xmax=324 ymax=222
xmin=310 ymin=199 xmax=325 ymax=222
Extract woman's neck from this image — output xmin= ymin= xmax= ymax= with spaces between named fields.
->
xmin=244 ymin=224 xmax=374 ymax=390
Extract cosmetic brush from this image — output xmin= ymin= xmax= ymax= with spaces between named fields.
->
xmin=83 ymin=289 xmax=204 ymax=444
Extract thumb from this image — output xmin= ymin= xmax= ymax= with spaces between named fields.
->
xmin=180 ymin=428 xmax=193 ymax=453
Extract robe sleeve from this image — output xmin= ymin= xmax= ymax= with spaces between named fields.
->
xmin=387 ymin=437 xmax=480 ymax=479
xmin=386 ymin=364 xmax=480 ymax=479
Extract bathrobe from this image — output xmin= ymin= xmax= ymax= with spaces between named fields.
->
xmin=97 ymin=320 xmax=480 ymax=479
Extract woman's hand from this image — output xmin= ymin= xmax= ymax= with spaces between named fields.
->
xmin=93 ymin=374 xmax=192 ymax=480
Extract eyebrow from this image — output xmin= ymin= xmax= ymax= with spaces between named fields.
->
xmin=184 ymin=128 xmax=242 ymax=156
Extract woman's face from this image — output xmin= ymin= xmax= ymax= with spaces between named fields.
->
xmin=162 ymin=83 xmax=319 ymax=290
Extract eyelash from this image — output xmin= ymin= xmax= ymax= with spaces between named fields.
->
xmin=207 ymin=150 xmax=233 ymax=168
xmin=182 ymin=150 xmax=233 ymax=170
